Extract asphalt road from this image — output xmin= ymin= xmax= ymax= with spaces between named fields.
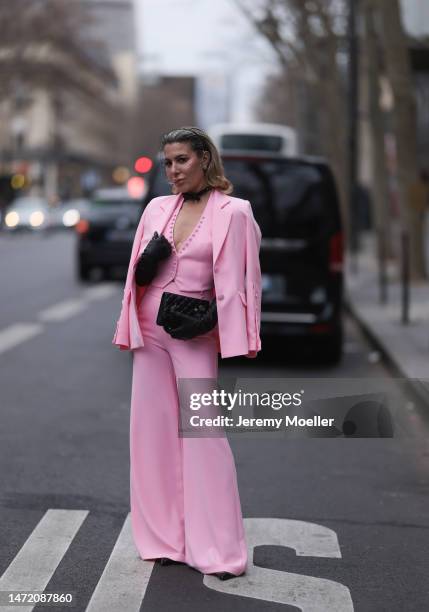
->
xmin=0 ymin=231 xmax=428 ymax=612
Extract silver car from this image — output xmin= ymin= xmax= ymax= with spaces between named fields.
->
xmin=4 ymin=196 xmax=52 ymax=231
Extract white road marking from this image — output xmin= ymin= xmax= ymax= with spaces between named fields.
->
xmin=37 ymin=299 xmax=87 ymax=322
xmin=86 ymin=514 xmax=153 ymax=612
xmin=0 ymin=513 xmax=355 ymax=610
xmin=204 ymin=518 xmax=354 ymax=611
xmin=0 ymin=323 xmax=43 ymax=355
xmin=0 ymin=284 xmax=120 ymax=355
xmin=0 ymin=509 xmax=88 ymax=612
xmin=83 ymin=284 xmax=118 ymax=302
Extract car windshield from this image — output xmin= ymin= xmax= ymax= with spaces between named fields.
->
xmin=221 ymin=134 xmax=283 ymax=153
xmin=57 ymin=201 xmax=88 ymax=217
xmin=11 ymin=198 xmax=48 ymax=210
xmin=228 ymin=158 xmax=337 ymax=240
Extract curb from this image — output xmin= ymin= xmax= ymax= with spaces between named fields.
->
xmin=344 ymin=296 xmax=429 ymax=414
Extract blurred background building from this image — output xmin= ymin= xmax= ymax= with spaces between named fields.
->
xmin=0 ymin=0 xmax=139 ymax=209
xmin=83 ymin=0 xmax=138 ymax=107
xmin=136 ymin=75 xmax=196 ymax=159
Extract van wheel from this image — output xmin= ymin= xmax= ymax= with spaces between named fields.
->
xmin=321 ymin=326 xmax=343 ymax=365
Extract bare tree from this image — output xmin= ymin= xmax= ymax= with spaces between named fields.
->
xmin=0 ymin=0 xmax=115 ymax=104
xmin=254 ymin=63 xmax=326 ymax=157
xmin=253 ymin=69 xmax=296 ymax=127
xmin=362 ymin=0 xmax=393 ymax=261
xmin=233 ymin=0 xmax=350 ymax=238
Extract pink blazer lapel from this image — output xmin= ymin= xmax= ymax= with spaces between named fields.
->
xmin=211 ymin=189 xmax=232 ymax=266
xmin=155 ymin=194 xmax=181 ymax=233
xmin=136 ymin=194 xmax=180 ymax=258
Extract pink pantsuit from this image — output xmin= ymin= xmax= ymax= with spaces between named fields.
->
xmin=113 ymin=189 xmax=262 ymax=576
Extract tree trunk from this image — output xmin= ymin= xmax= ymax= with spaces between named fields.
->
xmin=316 ymin=75 xmax=349 ymax=240
xmin=363 ymin=0 xmax=394 ymax=260
xmin=376 ymin=0 xmax=426 ymax=280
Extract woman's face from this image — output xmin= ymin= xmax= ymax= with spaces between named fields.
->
xmin=163 ymin=142 xmax=209 ymax=195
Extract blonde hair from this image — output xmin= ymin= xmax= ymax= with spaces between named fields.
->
xmin=161 ymin=126 xmax=233 ymax=194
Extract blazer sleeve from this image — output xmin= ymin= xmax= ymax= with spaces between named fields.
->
xmin=112 ymin=203 xmax=150 ymax=350
xmin=244 ymin=201 xmax=262 ymax=358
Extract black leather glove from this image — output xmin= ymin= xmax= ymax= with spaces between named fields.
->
xmin=135 ymin=231 xmax=172 ymax=286
xmin=164 ymin=299 xmax=218 ymax=340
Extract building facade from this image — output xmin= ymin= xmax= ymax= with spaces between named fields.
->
xmin=0 ymin=0 xmax=139 ymax=206
xmin=83 ymin=0 xmax=138 ymax=106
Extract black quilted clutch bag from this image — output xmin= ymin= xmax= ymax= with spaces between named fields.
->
xmin=156 ymin=291 xmax=210 ymax=326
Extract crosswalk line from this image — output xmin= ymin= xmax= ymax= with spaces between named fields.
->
xmin=0 ymin=509 xmax=88 ymax=612
xmin=0 ymin=323 xmax=43 ymax=355
xmin=86 ymin=513 xmax=153 ymax=612
xmin=0 ymin=511 xmax=356 ymax=610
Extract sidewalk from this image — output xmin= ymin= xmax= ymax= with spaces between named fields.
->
xmin=345 ymin=232 xmax=429 ymax=400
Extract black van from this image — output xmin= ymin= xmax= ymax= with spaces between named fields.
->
xmin=143 ymin=153 xmax=344 ymax=364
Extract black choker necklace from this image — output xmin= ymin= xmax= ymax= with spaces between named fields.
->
xmin=182 ymin=186 xmax=212 ymax=202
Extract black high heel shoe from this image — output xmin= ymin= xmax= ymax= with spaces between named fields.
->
xmin=157 ymin=557 xmax=183 ymax=566
xmin=213 ymin=571 xmax=241 ymax=581
xmin=188 ymin=564 xmax=243 ymax=580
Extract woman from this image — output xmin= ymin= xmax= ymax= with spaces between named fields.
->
xmin=112 ymin=126 xmax=262 ymax=580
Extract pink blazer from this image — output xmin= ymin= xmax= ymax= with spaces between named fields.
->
xmin=112 ymin=189 xmax=262 ymax=359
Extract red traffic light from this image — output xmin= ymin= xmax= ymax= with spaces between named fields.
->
xmin=127 ymin=176 xmax=145 ymax=198
xmin=134 ymin=157 xmax=153 ymax=174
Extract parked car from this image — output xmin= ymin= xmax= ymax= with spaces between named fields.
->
xmin=144 ymin=152 xmax=344 ymax=363
xmin=4 ymin=196 xmax=52 ymax=231
xmin=75 ymin=187 xmax=142 ymax=281
xmin=49 ymin=198 xmax=90 ymax=230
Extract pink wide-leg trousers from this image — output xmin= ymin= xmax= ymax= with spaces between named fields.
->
xmin=130 ymin=283 xmax=248 ymax=575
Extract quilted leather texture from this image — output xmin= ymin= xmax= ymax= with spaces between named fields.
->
xmin=156 ymin=291 xmax=210 ymax=326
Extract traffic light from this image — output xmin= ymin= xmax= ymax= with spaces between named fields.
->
xmin=134 ymin=157 xmax=153 ymax=174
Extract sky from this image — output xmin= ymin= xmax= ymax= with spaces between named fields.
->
xmin=134 ymin=0 xmax=429 ymax=125
xmin=135 ymin=0 xmax=277 ymax=122
xmin=400 ymin=0 xmax=429 ymax=36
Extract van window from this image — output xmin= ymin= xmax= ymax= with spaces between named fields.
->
xmin=223 ymin=159 xmax=333 ymax=240
xmin=220 ymin=134 xmax=283 ymax=153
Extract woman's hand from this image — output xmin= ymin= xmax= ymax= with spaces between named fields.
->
xmin=144 ymin=231 xmax=172 ymax=261
xmin=135 ymin=231 xmax=172 ymax=286
xmin=164 ymin=300 xmax=218 ymax=340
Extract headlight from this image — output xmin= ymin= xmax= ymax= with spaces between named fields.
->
xmin=5 ymin=211 xmax=19 ymax=227
xmin=30 ymin=211 xmax=45 ymax=227
xmin=62 ymin=208 xmax=80 ymax=227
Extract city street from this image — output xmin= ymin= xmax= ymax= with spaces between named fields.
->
xmin=0 ymin=232 xmax=428 ymax=611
